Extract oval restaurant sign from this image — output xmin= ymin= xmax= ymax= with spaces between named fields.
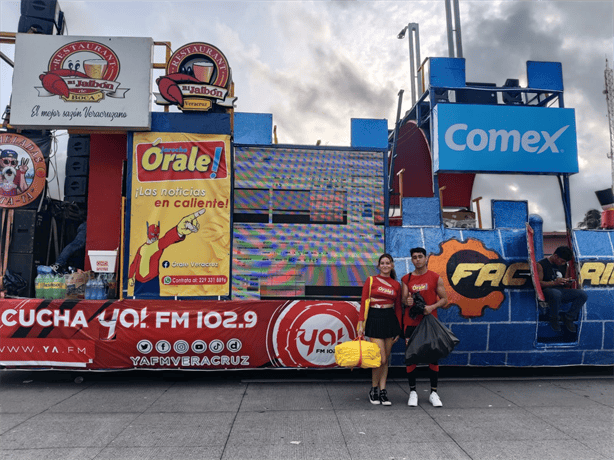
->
xmin=38 ymin=40 xmax=127 ymax=103
xmin=155 ymin=42 xmax=236 ymax=112
xmin=0 ymin=133 xmax=47 ymax=208
xmin=429 ymin=238 xmax=532 ymax=317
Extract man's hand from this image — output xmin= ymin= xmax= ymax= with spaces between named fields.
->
xmin=553 ymin=277 xmax=570 ymax=287
xmin=18 ymin=157 xmax=29 ymax=173
xmin=177 ymin=208 xmax=205 ymax=236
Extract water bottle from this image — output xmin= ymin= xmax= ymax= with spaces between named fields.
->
xmin=43 ymin=273 xmax=53 ymax=300
xmin=59 ymin=275 xmax=67 ymax=299
xmin=97 ymin=276 xmax=107 ymax=300
xmin=35 ymin=267 xmax=44 ymax=299
xmin=51 ymin=274 xmax=61 ymax=300
xmin=84 ymin=278 xmax=94 ymax=300
xmin=101 ymin=275 xmax=108 ymax=300
xmin=93 ymin=276 xmax=101 ymax=300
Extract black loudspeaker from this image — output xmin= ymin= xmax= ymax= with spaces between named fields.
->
xmin=457 ymin=82 xmax=498 ymax=105
xmin=21 ymin=0 xmax=60 ymax=22
xmin=8 ymin=209 xmax=51 ymax=256
xmin=9 ymin=209 xmax=35 ymax=254
xmin=64 ymin=195 xmax=87 ymax=205
xmin=502 ymin=78 xmax=522 ymax=105
xmin=67 ymin=135 xmax=90 ymax=157
xmin=595 ymin=188 xmax=614 ymax=208
xmin=18 ymin=15 xmax=56 ymax=34
xmin=65 ymin=156 xmax=89 ymax=177
xmin=64 ymin=176 xmax=87 ymax=197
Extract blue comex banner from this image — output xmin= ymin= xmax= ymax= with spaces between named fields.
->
xmin=432 ymin=104 xmax=578 ymax=174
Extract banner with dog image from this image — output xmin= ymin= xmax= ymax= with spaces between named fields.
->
xmin=128 ymin=132 xmax=231 ymax=299
xmin=0 ymin=133 xmax=47 ymax=208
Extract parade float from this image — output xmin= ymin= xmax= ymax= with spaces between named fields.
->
xmin=0 ymin=11 xmax=612 ymax=371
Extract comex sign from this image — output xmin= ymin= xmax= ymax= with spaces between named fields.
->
xmin=433 ymin=104 xmax=578 ymax=174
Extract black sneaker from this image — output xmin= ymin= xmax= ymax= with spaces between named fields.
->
xmin=563 ymin=318 xmax=577 ymax=333
xmin=369 ymin=387 xmax=380 ymax=405
xmin=379 ymin=389 xmax=391 ymax=406
xmin=549 ymin=317 xmax=561 ymax=332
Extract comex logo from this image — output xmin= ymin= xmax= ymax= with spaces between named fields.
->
xmin=444 ymin=124 xmax=569 ymax=154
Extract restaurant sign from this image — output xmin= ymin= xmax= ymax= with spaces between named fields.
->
xmin=155 ymin=42 xmax=236 ymax=111
xmin=10 ymin=34 xmax=153 ymax=130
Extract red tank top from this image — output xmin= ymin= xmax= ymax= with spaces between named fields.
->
xmin=400 ymin=270 xmax=441 ymax=327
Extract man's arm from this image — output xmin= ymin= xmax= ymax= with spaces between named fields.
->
xmin=401 ymin=281 xmax=413 ymax=306
xmin=537 ymin=261 xmax=566 ymax=288
xmin=424 ymin=277 xmax=448 ymax=315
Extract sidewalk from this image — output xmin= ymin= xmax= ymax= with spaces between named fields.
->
xmin=0 ymin=368 xmax=612 ymax=460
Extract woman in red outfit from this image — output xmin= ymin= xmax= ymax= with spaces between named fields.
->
xmin=357 ymin=254 xmax=402 ymax=405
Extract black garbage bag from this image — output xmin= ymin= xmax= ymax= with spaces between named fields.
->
xmin=405 ymin=314 xmax=460 ymax=365
xmin=408 ymin=293 xmax=426 ymax=319
xmin=3 ymin=269 xmax=27 ymax=296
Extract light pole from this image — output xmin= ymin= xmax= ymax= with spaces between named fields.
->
xmin=397 ymin=23 xmax=420 ymax=107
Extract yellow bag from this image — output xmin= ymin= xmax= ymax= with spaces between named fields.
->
xmin=335 ymin=337 xmax=381 ymax=369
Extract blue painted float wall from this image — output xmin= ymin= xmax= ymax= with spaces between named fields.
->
xmin=386 ymin=197 xmax=614 ymax=367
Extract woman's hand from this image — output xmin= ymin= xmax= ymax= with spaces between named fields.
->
xmin=357 ymin=322 xmax=365 ymax=337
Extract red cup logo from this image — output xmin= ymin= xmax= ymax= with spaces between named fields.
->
xmin=266 ymin=300 xmax=359 ymax=368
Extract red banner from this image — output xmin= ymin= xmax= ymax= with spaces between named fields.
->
xmin=0 ymin=299 xmax=359 ymax=370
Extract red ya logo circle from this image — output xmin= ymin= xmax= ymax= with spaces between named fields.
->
xmin=267 ymin=301 xmax=359 ymax=368
xmin=0 ymin=133 xmax=46 ymax=208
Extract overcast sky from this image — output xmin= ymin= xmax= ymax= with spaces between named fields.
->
xmin=1 ymin=0 xmax=613 ymax=232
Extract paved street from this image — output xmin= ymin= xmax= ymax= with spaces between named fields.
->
xmin=0 ymin=367 xmax=612 ymax=460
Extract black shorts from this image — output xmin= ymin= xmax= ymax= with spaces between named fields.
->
xmin=404 ymin=325 xmax=417 ymax=339
xmin=365 ymin=308 xmax=402 ymax=339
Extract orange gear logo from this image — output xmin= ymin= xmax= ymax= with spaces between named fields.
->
xmin=429 ymin=239 xmax=530 ymax=318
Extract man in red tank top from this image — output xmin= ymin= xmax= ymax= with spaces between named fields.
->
xmin=400 ymin=247 xmax=448 ymax=407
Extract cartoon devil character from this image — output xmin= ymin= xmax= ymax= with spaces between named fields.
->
xmin=0 ymin=149 xmax=29 ymax=197
xmin=128 ymin=209 xmax=205 ymax=297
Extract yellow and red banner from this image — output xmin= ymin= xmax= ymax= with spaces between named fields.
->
xmin=128 ymin=132 xmax=231 ymax=298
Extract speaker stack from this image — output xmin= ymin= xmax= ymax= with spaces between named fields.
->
xmin=6 ymin=207 xmax=52 ymax=297
xmin=18 ymin=0 xmax=66 ymax=35
xmin=64 ymin=134 xmax=89 ymax=210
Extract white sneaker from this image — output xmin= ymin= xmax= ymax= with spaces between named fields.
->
xmin=429 ymin=392 xmax=442 ymax=407
xmin=408 ymin=390 xmax=418 ymax=407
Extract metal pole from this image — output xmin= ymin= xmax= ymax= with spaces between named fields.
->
xmin=410 ymin=24 xmax=421 ymax=101
xmin=407 ymin=25 xmax=416 ymax=107
xmin=453 ymin=0 xmax=463 ymax=58
xmin=445 ymin=0 xmax=455 ymax=57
